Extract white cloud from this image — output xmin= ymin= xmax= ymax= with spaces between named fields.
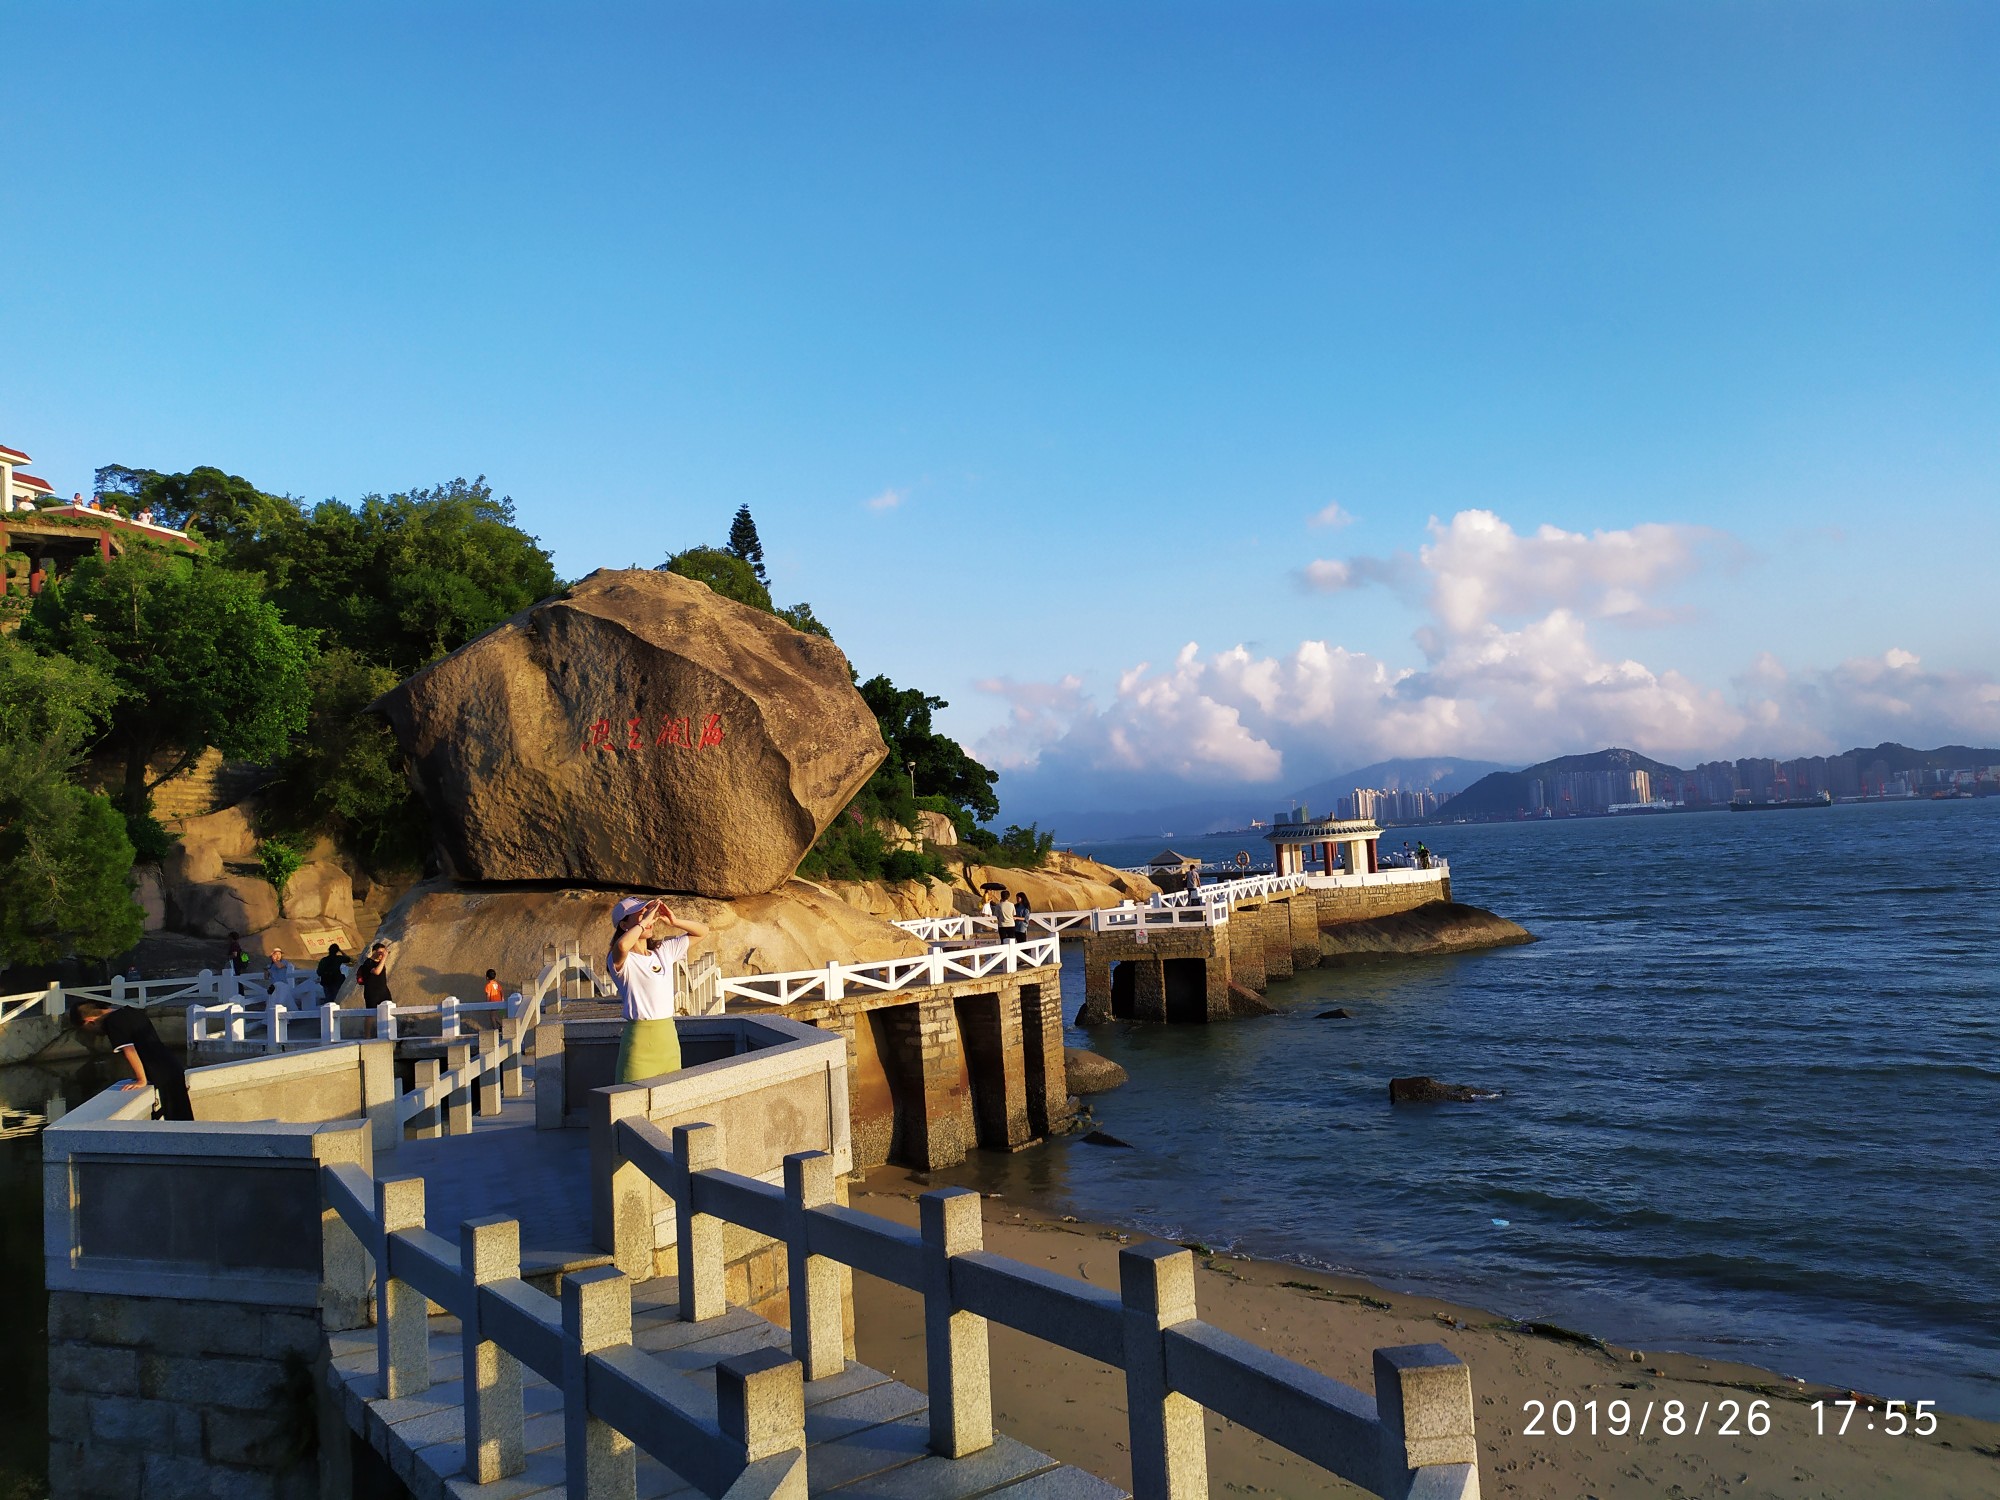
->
xmin=1309 ymin=501 xmax=1355 ymax=529
xmin=864 ymin=487 xmax=906 ymax=512
xmin=975 ymin=508 xmax=2000 ymax=806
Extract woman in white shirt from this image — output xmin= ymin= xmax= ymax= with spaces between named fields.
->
xmin=608 ymin=896 xmax=711 ymax=1084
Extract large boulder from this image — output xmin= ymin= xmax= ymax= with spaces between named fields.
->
xmin=161 ymin=800 xmax=258 ymax=901
xmin=1319 ymin=901 xmax=1534 ymax=962
xmin=179 ymin=873 xmax=279 ymax=938
xmin=372 ymin=569 xmax=888 ymax=898
xmin=956 ymin=853 xmax=1160 ymax=915
xmin=824 ymin=876 xmax=960 ymax=924
xmin=914 ymin=809 xmax=958 ymax=847
xmin=284 ymin=860 xmax=357 ymax=929
xmin=362 ymin=878 xmax=929 ymax=1007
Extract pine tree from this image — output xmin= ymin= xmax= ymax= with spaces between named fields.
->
xmin=726 ymin=505 xmax=768 ymax=585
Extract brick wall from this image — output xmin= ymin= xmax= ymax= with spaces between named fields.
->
xmin=1312 ymin=877 xmax=1447 ymax=925
xmin=47 ymin=1291 xmax=321 ymax=1500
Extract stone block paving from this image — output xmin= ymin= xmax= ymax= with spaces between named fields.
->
xmin=327 ymin=1281 xmax=1126 ymax=1499
xmin=392 ymin=1090 xmax=606 ymax=1280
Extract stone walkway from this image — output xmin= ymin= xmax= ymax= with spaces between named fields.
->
xmin=327 ymin=1283 xmax=1125 ymax=1500
xmin=394 ymin=1091 xmax=606 ymax=1281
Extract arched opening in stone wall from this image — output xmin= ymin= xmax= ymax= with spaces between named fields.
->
xmin=952 ymin=993 xmax=1012 ymax=1150
xmin=1018 ymin=983 xmax=1050 ymax=1137
xmin=1109 ymin=961 xmax=1136 ymax=1019
xmin=1164 ymin=958 xmax=1208 ymax=1023
xmin=863 ymin=1003 xmax=925 ymax=1168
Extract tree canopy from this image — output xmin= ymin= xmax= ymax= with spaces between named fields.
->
xmin=663 ymin=547 xmax=773 ymax=612
xmin=259 ymin=478 xmax=561 ymax=677
xmin=727 ymin=505 xmax=769 ymax=585
xmin=23 ymin=551 xmax=314 ymax=813
xmin=858 ymin=676 xmax=1001 ymax=823
xmin=0 ymin=638 xmax=141 ymax=964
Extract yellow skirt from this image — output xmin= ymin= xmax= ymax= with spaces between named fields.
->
xmin=615 ymin=1018 xmax=682 ymax=1084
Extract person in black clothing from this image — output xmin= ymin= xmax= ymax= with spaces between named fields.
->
xmin=316 ymin=943 xmax=350 ymax=998
xmin=69 ymin=1000 xmax=194 ymax=1120
xmin=355 ymin=942 xmax=393 ymax=1006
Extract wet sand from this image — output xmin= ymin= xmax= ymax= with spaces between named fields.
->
xmin=849 ymin=1167 xmax=2000 ymax=1499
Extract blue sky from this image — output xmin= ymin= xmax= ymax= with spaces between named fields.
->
xmin=3 ymin=3 xmax=1994 ymax=819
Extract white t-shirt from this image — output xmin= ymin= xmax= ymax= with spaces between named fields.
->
xmin=610 ymin=933 xmax=689 ymax=1021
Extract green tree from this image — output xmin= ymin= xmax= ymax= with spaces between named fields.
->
xmin=23 ymin=551 xmax=315 ymax=815
xmin=662 ymin=547 xmax=773 ymax=612
xmin=775 ymin=601 xmax=832 ymax=639
xmin=0 ymin=638 xmax=141 ymax=964
xmin=858 ymin=675 xmax=1000 ymax=822
xmin=256 ymin=837 xmax=304 ymax=916
xmin=727 ymin=505 xmax=769 ymax=585
xmin=0 ymin=777 xmax=143 ymax=965
xmin=95 ymin=464 xmax=302 ymax=557
xmin=263 ymin=649 xmax=429 ymax=872
xmin=0 ymin=637 xmax=119 ymax=754
xmin=260 ymin=477 xmax=559 ymax=676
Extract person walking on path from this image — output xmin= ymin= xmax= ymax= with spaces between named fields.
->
xmin=265 ymin=948 xmax=299 ymax=989
xmin=355 ymin=942 xmax=394 ymax=1008
xmin=1011 ymin=889 xmax=1032 ymax=942
xmin=68 ymin=999 xmax=194 ymax=1120
xmin=609 ymin=897 xmax=711 ymax=1085
xmin=1416 ymin=841 xmax=1432 ymax=870
xmin=316 ymin=944 xmax=349 ymax=999
xmin=483 ymin=969 xmax=504 ymax=1005
xmin=1183 ymin=864 xmax=1202 ymax=898
xmin=991 ymin=890 xmax=1017 ymax=942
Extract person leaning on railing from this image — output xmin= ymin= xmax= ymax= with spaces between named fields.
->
xmin=608 ymin=896 xmax=712 ymax=1085
xmin=66 ymin=998 xmax=194 ymax=1120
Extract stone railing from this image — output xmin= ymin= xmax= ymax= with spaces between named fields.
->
xmin=601 ymin=1121 xmax=1480 ymax=1499
xmin=320 ymin=1164 xmax=808 ymax=1497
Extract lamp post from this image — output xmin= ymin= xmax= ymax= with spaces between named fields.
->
xmin=907 ymin=760 xmax=917 ymax=798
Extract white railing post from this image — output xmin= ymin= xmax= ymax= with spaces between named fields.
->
xmin=561 ymin=1266 xmax=637 ymax=1500
xmin=672 ymin=1122 xmax=728 ymax=1322
xmin=411 ymin=1058 xmax=441 ymax=1139
xmin=782 ymin=1151 xmax=846 ymax=1381
xmin=823 ymin=961 xmax=844 ymax=1003
xmin=1120 ymin=1243 xmax=1208 ymax=1499
xmin=320 ymin=1002 xmax=337 ymax=1044
xmin=376 ymin=1176 xmax=430 ymax=1399
xmin=268 ymin=1003 xmax=287 ymax=1052
xmin=500 ymin=1005 xmax=524 ymax=1098
xmin=446 ymin=1042 xmax=473 ymax=1135
xmin=378 ymin=999 xmax=397 ymax=1041
xmin=461 ymin=1215 xmax=527 ymax=1483
xmin=441 ymin=996 xmax=460 ymax=1039
xmin=919 ymin=1187 xmax=992 ymax=1458
xmin=477 ymin=1032 xmax=503 ymax=1118
xmin=1004 ymin=940 xmax=1018 ymax=975
xmin=108 ymin=974 xmax=126 ymax=1004
xmin=226 ymin=1003 xmax=246 ymax=1047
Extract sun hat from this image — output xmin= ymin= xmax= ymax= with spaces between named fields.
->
xmin=611 ymin=896 xmax=654 ymax=926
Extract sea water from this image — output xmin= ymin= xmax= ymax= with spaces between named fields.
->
xmin=943 ymin=798 xmax=2000 ymax=1417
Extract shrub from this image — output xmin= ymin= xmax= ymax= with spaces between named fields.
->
xmin=125 ymin=808 xmax=177 ymax=863
xmin=256 ymin=837 xmax=305 ymax=915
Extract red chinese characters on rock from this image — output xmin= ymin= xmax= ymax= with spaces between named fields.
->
xmin=583 ymin=713 xmax=725 ymax=756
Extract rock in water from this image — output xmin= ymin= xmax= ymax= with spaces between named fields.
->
xmin=1064 ymin=1047 xmax=1129 ymax=1095
xmin=1388 ymin=1075 xmax=1499 ymax=1104
xmin=1081 ymin=1130 xmax=1134 ymax=1148
xmin=1315 ymin=1008 xmax=1354 ymax=1020
xmin=372 ymin=569 xmax=887 ymax=897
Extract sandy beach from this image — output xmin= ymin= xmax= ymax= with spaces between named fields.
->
xmin=848 ymin=1167 xmax=2000 ymax=1499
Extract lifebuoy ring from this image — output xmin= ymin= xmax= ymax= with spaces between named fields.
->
xmin=1234 ymin=850 xmax=1251 ymax=869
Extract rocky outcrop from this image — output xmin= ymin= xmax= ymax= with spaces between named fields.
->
xmin=1063 ymin=1047 xmax=1128 ymax=1095
xmin=914 ymin=809 xmax=958 ymax=847
xmin=1319 ymin=901 xmax=1533 ymax=962
xmin=824 ymin=876 xmax=960 ymax=924
xmin=362 ymin=877 xmax=928 ymax=1007
xmin=954 ymin=852 xmax=1159 ymax=915
xmin=371 ymin=569 xmax=888 ymax=898
xmin=1389 ymin=1076 xmax=1500 ymax=1104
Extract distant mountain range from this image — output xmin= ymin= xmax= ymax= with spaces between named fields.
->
xmin=1445 ymin=742 xmax=2000 ymax=820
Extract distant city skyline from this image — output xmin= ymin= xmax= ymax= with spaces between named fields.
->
xmin=3 ymin=4 xmax=1994 ymax=825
